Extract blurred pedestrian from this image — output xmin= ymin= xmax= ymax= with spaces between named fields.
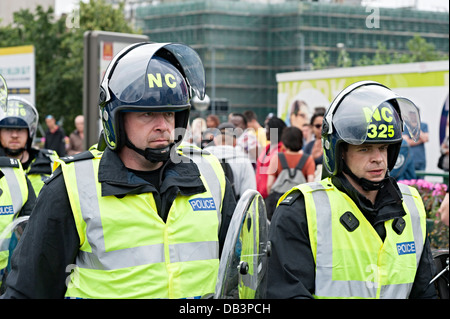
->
xmin=230 ymin=113 xmax=259 ymax=165
xmin=67 ymin=115 xmax=85 ymax=155
xmin=244 ymin=110 xmax=268 ymax=152
xmin=303 ymin=111 xmax=325 ymax=180
xmin=44 ymin=115 xmax=66 ymax=157
xmin=255 ymin=116 xmax=286 ymax=199
xmin=206 ymin=114 xmax=220 ymax=128
xmin=205 ymin=122 xmax=256 ymax=201
xmin=403 ymin=108 xmax=428 ymax=171
xmin=190 ymin=117 xmax=207 ymax=148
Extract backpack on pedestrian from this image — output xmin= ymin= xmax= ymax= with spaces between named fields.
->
xmin=265 ymin=152 xmax=310 ymax=220
xmin=219 ymin=158 xmax=238 ymax=201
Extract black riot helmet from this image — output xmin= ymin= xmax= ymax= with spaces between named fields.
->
xmin=99 ymin=42 xmax=206 ymax=162
xmin=321 ymin=81 xmax=421 ymax=189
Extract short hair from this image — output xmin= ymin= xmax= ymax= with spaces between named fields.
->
xmin=231 ymin=113 xmax=247 ymax=126
xmin=243 ymin=110 xmax=257 ymax=122
xmin=266 ymin=116 xmax=287 ymax=142
xmin=281 ymin=126 xmax=303 ymax=152
xmin=310 ymin=110 xmax=325 ymax=125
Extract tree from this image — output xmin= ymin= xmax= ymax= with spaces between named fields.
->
xmin=311 ymin=35 xmax=448 ymax=70
xmin=310 ymin=50 xmax=329 ymax=70
xmin=0 ymin=0 xmax=139 ymax=137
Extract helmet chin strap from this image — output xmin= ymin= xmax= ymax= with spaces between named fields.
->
xmin=342 ymin=160 xmax=389 ymax=191
xmin=125 ymin=137 xmax=173 ymax=163
xmin=5 ymin=147 xmax=26 ymax=157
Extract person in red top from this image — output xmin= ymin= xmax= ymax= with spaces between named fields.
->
xmin=255 ymin=117 xmax=286 ymax=198
xmin=267 ymin=126 xmax=316 ymax=194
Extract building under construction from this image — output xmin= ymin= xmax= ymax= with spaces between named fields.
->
xmin=134 ymin=0 xmax=449 ymax=120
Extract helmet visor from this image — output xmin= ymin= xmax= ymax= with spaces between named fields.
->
xmin=164 ymin=43 xmax=206 ymax=100
xmin=0 ymin=97 xmax=39 ymax=138
xmin=0 ymin=75 xmax=7 ymax=112
xmin=107 ymin=43 xmax=205 ymax=104
xmin=333 ymin=84 xmax=420 ymax=145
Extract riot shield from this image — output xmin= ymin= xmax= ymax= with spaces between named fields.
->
xmin=214 ymin=189 xmax=270 ymax=299
xmin=0 ymin=74 xmax=8 ymax=111
xmin=0 ymin=216 xmax=29 ymax=276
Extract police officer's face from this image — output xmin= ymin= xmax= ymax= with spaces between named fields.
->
xmin=0 ymin=128 xmax=28 ymax=150
xmin=123 ymin=111 xmax=175 ymax=150
xmin=343 ymin=143 xmax=388 ymax=182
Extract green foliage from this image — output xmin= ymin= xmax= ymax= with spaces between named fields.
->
xmin=0 ymin=0 xmax=138 ymax=136
xmin=310 ymin=50 xmax=329 ymax=70
xmin=312 ymin=34 xmax=449 ymax=70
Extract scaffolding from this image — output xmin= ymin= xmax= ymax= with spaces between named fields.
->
xmin=135 ymin=0 xmax=449 ymax=121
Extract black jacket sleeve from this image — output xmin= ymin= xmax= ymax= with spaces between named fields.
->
xmin=266 ymin=190 xmax=315 ymax=299
xmin=19 ymin=176 xmax=37 ymax=217
xmin=218 ymin=177 xmax=237 ymax=257
xmin=2 ymin=168 xmax=79 ymax=299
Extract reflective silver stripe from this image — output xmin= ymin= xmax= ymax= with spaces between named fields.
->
xmin=380 ymin=283 xmax=413 ymax=299
xmin=398 ymin=183 xmax=424 ymax=266
xmin=78 ymin=244 xmax=165 ymax=270
xmin=311 ymin=182 xmax=424 ymax=299
xmin=377 ymin=184 xmax=425 ymax=299
xmin=170 ymin=241 xmax=218 ymax=263
xmin=71 ymin=159 xmax=217 ymax=271
xmin=185 ymin=150 xmax=222 ymax=230
xmin=310 ymin=182 xmax=377 ymax=298
xmin=2 ymin=167 xmax=24 ymax=215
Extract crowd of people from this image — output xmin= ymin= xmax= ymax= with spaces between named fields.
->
xmin=181 ymin=103 xmax=445 ymax=220
xmin=0 ymin=42 xmax=448 ymax=300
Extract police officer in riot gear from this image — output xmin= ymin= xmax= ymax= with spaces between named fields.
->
xmin=267 ymin=81 xmax=437 ymax=299
xmin=0 ymin=96 xmax=59 ymax=196
xmin=0 ymin=77 xmax=36 ymax=292
xmin=2 ymin=43 xmax=236 ymax=299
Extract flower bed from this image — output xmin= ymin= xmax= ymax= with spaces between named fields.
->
xmin=398 ymin=179 xmax=448 ymax=249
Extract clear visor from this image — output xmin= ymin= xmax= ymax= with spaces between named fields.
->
xmin=104 ymin=43 xmax=205 ymax=104
xmin=0 ymin=97 xmax=39 ymax=132
xmin=0 ymin=75 xmax=8 ymax=112
xmin=332 ymin=84 xmax=420 ymax=144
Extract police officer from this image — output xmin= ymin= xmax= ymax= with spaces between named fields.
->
xmin=267 ymin=81 xmax=437 ymax=299
xmin=0 ymin=82 xmax=36 ymax=291
xmin=2 ymin=43 xmax=236 ymax=299
xmin=0 ymin=97 xmax=59 ymax=196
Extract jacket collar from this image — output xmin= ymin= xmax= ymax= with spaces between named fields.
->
xmin=98 ymin=148 xmax=205 ymax=197
xmin=332 ymin=174 xmax=405 ymax=225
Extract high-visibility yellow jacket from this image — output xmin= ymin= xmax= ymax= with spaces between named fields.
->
xmin=0 ymin=158 xmax=28 ymax=271
xmin=280 ymin=177 xmax=427 ymax=299
xmin=56 ymin=148 xmax=226 ymax=299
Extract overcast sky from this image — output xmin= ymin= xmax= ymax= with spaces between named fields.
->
xmin=55 ymin=0 xmax=449 ymax=16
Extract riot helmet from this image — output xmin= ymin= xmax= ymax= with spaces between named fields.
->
xmin=99 ymin=42 xmax=206 ymax=162
xmin=0 ymin=96 xmax=39 ymax=153
xmin=321 ymin=81 xmax=420 ymax=188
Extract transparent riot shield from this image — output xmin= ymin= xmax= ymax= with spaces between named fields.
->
xmin=0 ymin=216 xmax=29 ymax=277
xmin=0 ymin=74 xmax=8 ymax=111
xmin=214 ymin=189 xmax=270 ymax=299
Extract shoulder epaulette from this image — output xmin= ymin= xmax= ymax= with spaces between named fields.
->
xmin=59 ymin=150 xmax=102 ymax=164
xmin=0 ymin=156 xmax=21 ymax=168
